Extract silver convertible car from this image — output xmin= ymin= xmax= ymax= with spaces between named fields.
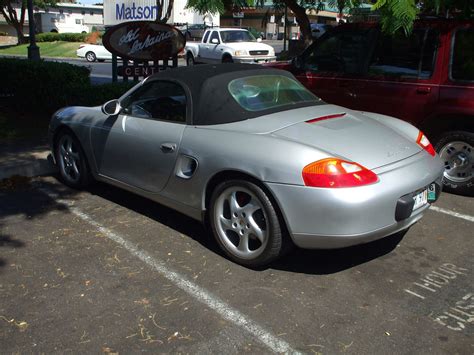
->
xmin=49 ymin=64 xmax=444 ymax=267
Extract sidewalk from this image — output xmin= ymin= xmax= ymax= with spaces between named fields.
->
xmin=0 ymin=140 xmax=57 ymax=181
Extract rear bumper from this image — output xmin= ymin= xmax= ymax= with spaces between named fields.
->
xmin=266 ymin=152 xmax=444 ymax=249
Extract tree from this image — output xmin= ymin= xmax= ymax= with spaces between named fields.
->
xmin=186 ymin=0 xmax=473 ymax=44
xmin=155 ymin=0 xmax=175 ymax=23
xmin=0 ymin=0 xmax=57 ymax=44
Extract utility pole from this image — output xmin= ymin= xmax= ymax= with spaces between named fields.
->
xmin=27 ymin=0 xmax=40 ymax=60
xmin=283 ymin=6 xmax=287 ymax=52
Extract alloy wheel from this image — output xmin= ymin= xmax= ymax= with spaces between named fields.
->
xmin=213 ymin=187 xmax=269 ymax=260
xmin=57 ymin=134 xmax=82 ymax=185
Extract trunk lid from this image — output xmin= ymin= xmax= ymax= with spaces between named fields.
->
xmin=271 ymin=108 xmax=422 ymax=169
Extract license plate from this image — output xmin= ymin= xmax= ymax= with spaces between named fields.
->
xmin=413 ymin=189 xmax=428 ymax=210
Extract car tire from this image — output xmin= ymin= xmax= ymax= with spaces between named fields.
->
xmin=434 ymin=130 xmax=474 ymax=196
xmin=209 ymin=180 xmax=284 ymax=268
xmin=55 ymin=130 xmax=92 ymax=189
xmin=85 ymin=51 xmax=96 ymax=62
xmin=186 ymin=53 xmax=195 ymax=66
xmin=222 ymin=55 xmax=233 ymax=63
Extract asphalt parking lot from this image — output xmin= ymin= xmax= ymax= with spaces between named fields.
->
xmin=0 ymin=176 xmax=472 ymax=354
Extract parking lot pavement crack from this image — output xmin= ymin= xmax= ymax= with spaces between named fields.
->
xmin=38 ymin=188 xmax=300 ymax=355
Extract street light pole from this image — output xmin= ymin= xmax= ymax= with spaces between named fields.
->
xmin=27 ymin=0 xmax=40 ymax=60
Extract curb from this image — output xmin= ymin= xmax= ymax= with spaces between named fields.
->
xmin=0 ymin=153 xmax=58 ymax=181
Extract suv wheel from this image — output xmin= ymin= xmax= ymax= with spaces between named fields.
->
xmin=435 ymin=131 xmax=474 ymax=196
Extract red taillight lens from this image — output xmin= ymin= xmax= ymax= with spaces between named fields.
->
xmin=302 ymin=158 xmax=378 ymax=188
xmin=416 ymin=131 xmax=436 ymax=156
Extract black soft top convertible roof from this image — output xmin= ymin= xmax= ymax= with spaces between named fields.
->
xmin=146 ymin=64 xmax=320 ymax=125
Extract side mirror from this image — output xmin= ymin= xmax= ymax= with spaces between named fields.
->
xmin=102 ymin=99 xmax=121 ymax=116
xmin=211 ymin=38 xmax=219 ymax=44
xmin=257 ymin=37 xmax=262 ymax=42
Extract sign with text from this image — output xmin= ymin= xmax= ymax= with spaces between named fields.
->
xmin=104 ymin=0 xmax=169 ymax=26
xmin=118 ymin=65 xmax=162 ymax=77
xmin=103 ymin=21 xmax=185 ymax=61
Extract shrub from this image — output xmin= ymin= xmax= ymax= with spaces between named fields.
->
xmin=0 ymin=58 xmax=90 ymax=113
xmin=0 ymin=58 xmax=136 ymax=115
xmin=77 ymin=82 xmax=135 ymax=107
xmin=36 ymin=32 xmax=88 ymax=42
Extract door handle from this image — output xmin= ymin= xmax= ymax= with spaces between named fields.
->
xmin=160 ymin=143 xmax=177 ymax=153
xmin=416 ymin=87 xmax=431 ymax=95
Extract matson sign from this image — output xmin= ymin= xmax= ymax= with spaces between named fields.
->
xmin=104 ymin=0 xmax=170 ymax=26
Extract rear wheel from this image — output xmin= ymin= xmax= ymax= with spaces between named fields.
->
xmin=85 ymin=51 xmax=96 ymax=62
xmin=209 ymin=180 xmax=283 ymax=267
xmin=186 ymin=53 xmax=195 ymax=66
xmin=55 ymin=130 xmax=92 ymax=189
xmin=435 ymin=131 xmax=474 ymax=196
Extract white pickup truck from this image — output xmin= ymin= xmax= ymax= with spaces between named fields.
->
xmin=184 ymin=28 xmax=276 ymax=65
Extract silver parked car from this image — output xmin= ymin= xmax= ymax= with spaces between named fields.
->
xmin=49 ymin=64 xmax=444 ymax=267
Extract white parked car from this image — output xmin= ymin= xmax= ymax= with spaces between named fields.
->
xmin=185 ymin=28 xmax=276 ymax=65
xmin=76 ymin=44 xmax=112 ymax=62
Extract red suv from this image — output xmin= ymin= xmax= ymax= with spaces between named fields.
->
xmin=272 ymin=20 xmax=474 ymax=196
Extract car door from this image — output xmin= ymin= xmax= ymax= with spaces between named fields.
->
xmin=198 ymin=30 xmax=211 ymax=63
xmin=90 ymin=80 xmax=187 ymax=193
xmin=296 ymin=27 xmax=376 ymax=108
xmin=207 ymin=30 xmax=224 ymax=63
xmin=353 ymin=29 xmax=440 ymax=126
xmin=97 ymin=45 xmax=112 ymax=60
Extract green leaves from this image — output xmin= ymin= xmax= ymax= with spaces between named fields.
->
xmin=372 ymin=0 xmax=418 ymax=35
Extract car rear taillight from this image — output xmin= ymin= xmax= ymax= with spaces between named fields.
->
xmin=416 ymin=131 xmax=436 ymax=156
xmin=302 ymin=158 xmax=378 ymax=188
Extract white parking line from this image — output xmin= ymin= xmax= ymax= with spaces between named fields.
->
xmin=430 ymin=206 xmax=474 ymax=223
xmin=42 ymin=191 xmax=299 ymax=354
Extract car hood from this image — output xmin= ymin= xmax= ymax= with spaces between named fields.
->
xmin=207 ymin=104 xmax=422 ymax=170
xmin=226 ymin=42 xmax=274 ymax=52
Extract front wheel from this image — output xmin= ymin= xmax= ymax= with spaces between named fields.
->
xmin=435 ymin=131 xmax=474 ymax=196
xmin=85 ymin=51 xmax=96 ymax=62
xmin=55 ymin=130 xmax=92 ymax=189
xmin=209 ymin=180 xmax=284 ymax=267
xmin=222 ymin=55 xmax=233 ymax=63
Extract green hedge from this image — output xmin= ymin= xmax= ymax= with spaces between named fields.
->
xmin=0 ymin=58 xmax=134 ymax=114
xmin=36 ymin=32 xmax=88 ymax=42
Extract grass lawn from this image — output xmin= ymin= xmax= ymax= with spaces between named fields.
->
xmin=0 ymin=41 xmax=80 ymax=58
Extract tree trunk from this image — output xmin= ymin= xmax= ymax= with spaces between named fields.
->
xmin=1 ymin=1 xmax=28 ymax=44
xmin=283 ymin=0 xmax=312 ymax=47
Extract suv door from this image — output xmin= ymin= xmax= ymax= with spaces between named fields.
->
xmin=296 ymin=27 xmax=376 ymax=108
xmin=354 ymin=29 xmax=440 ymax=126
xmin=91 ymin=80 xmax=187 ymax=193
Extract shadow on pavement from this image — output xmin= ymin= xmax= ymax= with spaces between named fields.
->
xmin=86 ymin=181 xmax=406 ymax=274
xmin=271 ymin=231 xmax=406 ymax=275
xmin=86 ymin=182 xmax=221 ymax=254
xmin=0 ymin=177 xmax=80 ymax=270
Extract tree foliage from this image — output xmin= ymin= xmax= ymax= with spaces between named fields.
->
xmin=0 ymin=0 xmax=58 ymax=43
xmin=186 ymin=0 xmax=473 ymax=42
